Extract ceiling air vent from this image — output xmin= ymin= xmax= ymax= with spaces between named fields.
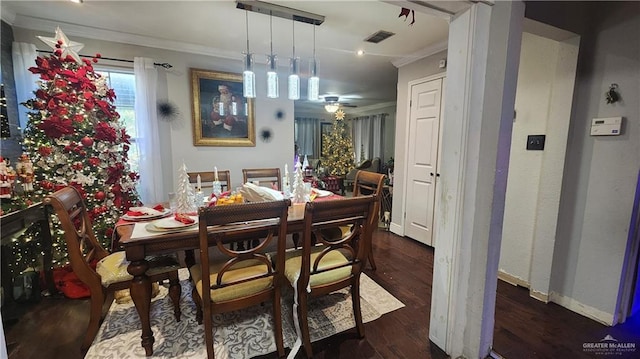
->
xmin=364 ymin=30 xmax=395 ymax=44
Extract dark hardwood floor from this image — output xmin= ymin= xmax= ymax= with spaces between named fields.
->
xmin=3 ymin=229 xmax=638 ymax=358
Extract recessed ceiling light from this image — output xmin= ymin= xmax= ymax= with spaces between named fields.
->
xmin=69 ymin=0 xmax=83 ymax=3
xmin=356 ymin=50 xmax=365 ymax=56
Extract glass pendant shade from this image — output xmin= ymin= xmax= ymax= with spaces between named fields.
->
xmin=288 ymin=57 xmax=300 ymax=100
xmin=243 ymin=53 xmax=256 ymax=98
xmin=267 ymin=54 xmax=279 ymax=98
xmin=308 ymin=59 xmax=319 ymax=101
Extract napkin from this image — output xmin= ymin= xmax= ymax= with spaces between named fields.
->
xmin=127 ymin=206 xmax=164 ymax=216
xmin=126 ymin=210 xmax=146 ymax=217
xmin=174 ymin=213 xmax=195 ymax=224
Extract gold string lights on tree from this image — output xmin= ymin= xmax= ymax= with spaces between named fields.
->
xmin=321 ymin=109 xmax=355 ymax=176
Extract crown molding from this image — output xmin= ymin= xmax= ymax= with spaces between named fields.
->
xmin=345 ymin=101 xmax=396 ymax=116
xmin=10 ymin=14 xmax=240 ymax=60
xmin=392 ymin=39 xmax=448 ymax=68
xmin=1 ymin=7 xmax=17 ymax=25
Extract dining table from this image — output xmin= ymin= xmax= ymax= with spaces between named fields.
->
xmin=116 ymin=196 xmax=340 ymax=356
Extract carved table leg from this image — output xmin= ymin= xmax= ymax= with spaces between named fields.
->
xmin=128 ymin=258 xmax=154 ymax=356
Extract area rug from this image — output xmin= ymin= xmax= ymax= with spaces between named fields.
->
xmin=85 ymin=269 xmax=404 ymax=358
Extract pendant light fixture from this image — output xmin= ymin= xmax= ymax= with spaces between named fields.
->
xmin=266 ymin=11 xmax=279 ymax=98
xmin=242 ymin=10 xmax=256 ymax=98
xmin=307 ymin=24 xmax=319 ymax=101
xmin=288 ymin=20 xmax=300 ymax=100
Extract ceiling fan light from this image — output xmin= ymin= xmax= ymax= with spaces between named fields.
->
xmin=325 ymin=103 xmax=339 ymax=113
xmin=243 ymin=53 xmax=256 ymax=98
xmin=267 ymin=54 xmax=279 ymax=98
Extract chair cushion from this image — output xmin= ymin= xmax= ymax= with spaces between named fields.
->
xmin=320 ymin=225 xmax=353 ymax=240
xmin=96 ymin=251 xmax=180 ymax=287
xmin=282 ymin=248 xmax=352 ymax=288
xmin=190 ymin=259 xmax=273 ymax=303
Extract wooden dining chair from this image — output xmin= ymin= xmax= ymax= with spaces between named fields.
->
xmin=190 ymin=199 xmax=290 ymax=359
xmin=352 ymin=170 xmax=386 ymax=270
xmin=242 ymin=168 xmax=282 ymax=191
xmin=283 ymin=195 xmax=376 ymax=358
xmin=188 ymin=170 xmax=231 ymax=192
xmin=44 ymin=186 xmax=181 ymax=352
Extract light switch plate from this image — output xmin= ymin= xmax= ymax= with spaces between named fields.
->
xmin=527 ymin=135 xmax=545 ymax=150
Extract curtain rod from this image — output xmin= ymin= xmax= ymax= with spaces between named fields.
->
xmin=35 ymin=50 xmax=173 ymax=69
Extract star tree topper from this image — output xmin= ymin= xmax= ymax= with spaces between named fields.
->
xmin=335 ymin=109 xmax=346 ymax=120
xmin=37 ymin=27 xmax=84 ymax=63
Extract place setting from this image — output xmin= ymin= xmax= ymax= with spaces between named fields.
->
xmin=121 ymin=205 xmax=172 ymax=222
xmin=144 ymin=213 xmax=199 ymax=233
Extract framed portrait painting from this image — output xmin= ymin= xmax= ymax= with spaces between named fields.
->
xmin=191 ymin=68 xmax=255 ymax=146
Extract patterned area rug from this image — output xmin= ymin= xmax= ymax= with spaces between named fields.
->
xmin=85 ymin=269 xmax=404 ymax=358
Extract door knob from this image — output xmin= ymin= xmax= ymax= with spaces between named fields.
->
xmin=430 ymin=172 xmax=434 ymax=176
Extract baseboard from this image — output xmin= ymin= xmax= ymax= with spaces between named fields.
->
xmin=497 ymin=270 xmax=530 ymax=288
xmin=549 ymin=291 xmax=614 ymax=325
xmin=530 ymin=289 xmax=549 ymax=303
xmin=390 ymin=222 xmax=403 ymax=236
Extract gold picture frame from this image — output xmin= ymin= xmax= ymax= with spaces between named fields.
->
xmin=191 ymin=68 xmax=255 ymax=146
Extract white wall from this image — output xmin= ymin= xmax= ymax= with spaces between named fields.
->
xmin=526 ymin=2 xmax=640 ymax=324
xmin=13 ymin=27 xmax=294 ymax=196
xmin=499 ymin=33 xmax=560 ymax=286
xmin=391 ymin=51 xmax=446 ymax=232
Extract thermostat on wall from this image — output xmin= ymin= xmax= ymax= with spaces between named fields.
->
xmin=590 ymin=117 xmax=622 ymax=136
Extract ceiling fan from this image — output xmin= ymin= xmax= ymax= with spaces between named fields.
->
xmin=322 ymin=95 xmax=357 ymax=113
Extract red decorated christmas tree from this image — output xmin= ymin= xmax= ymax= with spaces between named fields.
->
xmin=21 ymin=28 xmax=140 ymax=264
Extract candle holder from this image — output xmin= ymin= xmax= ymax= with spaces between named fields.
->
xmin=195 ymin=190 xmax=205 ymax=208
xmin=212 ymin=181 xmax=222 ymax=196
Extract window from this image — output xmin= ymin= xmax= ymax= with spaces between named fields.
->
xmin=96 ymin=69 xmax=139 ymax=173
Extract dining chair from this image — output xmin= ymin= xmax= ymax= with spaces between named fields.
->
xmin=242 ymin=168 xmax=282 ymax=191
xmin=190 ymin=199 xmax=290 ymax=359
xmin=352 ymin=170 xmax=386 ymax=270
xmin=188 ymin=170 xmax=231 ymax=192
xmin=44 ymin=186 xmax=181 ymax=352
xmin=283 ymin=195 xmax=376 ymax=358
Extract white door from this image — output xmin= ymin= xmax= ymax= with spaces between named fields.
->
xmin=405 ymin=78 xmax=443 ymax=246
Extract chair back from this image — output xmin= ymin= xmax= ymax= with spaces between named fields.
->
xmin=44 ymin=186 xmax=109 ymax=286
xmin=242 ymin=168 xmax=282 ymax=190
xmin=197 ymin=199 xmax=290 ymax=307
xmin=298 ymin=195 xmax=376 ymax=293
xmin=353 ymin=170 xmax=385 ymax=225
xmin=188 ymin=170 xmax=231 ymax=192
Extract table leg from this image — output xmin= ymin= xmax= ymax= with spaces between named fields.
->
xmin=127 ymin=258 xmax=154 ymax=356
xmin=38 ymin=210 xmax=56 ymax=296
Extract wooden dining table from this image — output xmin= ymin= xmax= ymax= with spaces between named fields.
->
xmin=116 ymin=199 xmax=335 ymax=356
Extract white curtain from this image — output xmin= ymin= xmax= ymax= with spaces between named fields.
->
xmin=294 ymin=117 xmax=319 ymax=157
xmin=134 ymin=57 xmax=163 ymax=204
xmin=351 ymin=113 xmax=386 ymax=163
xmin=11 ymin=42 xmax=38 ymax=131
